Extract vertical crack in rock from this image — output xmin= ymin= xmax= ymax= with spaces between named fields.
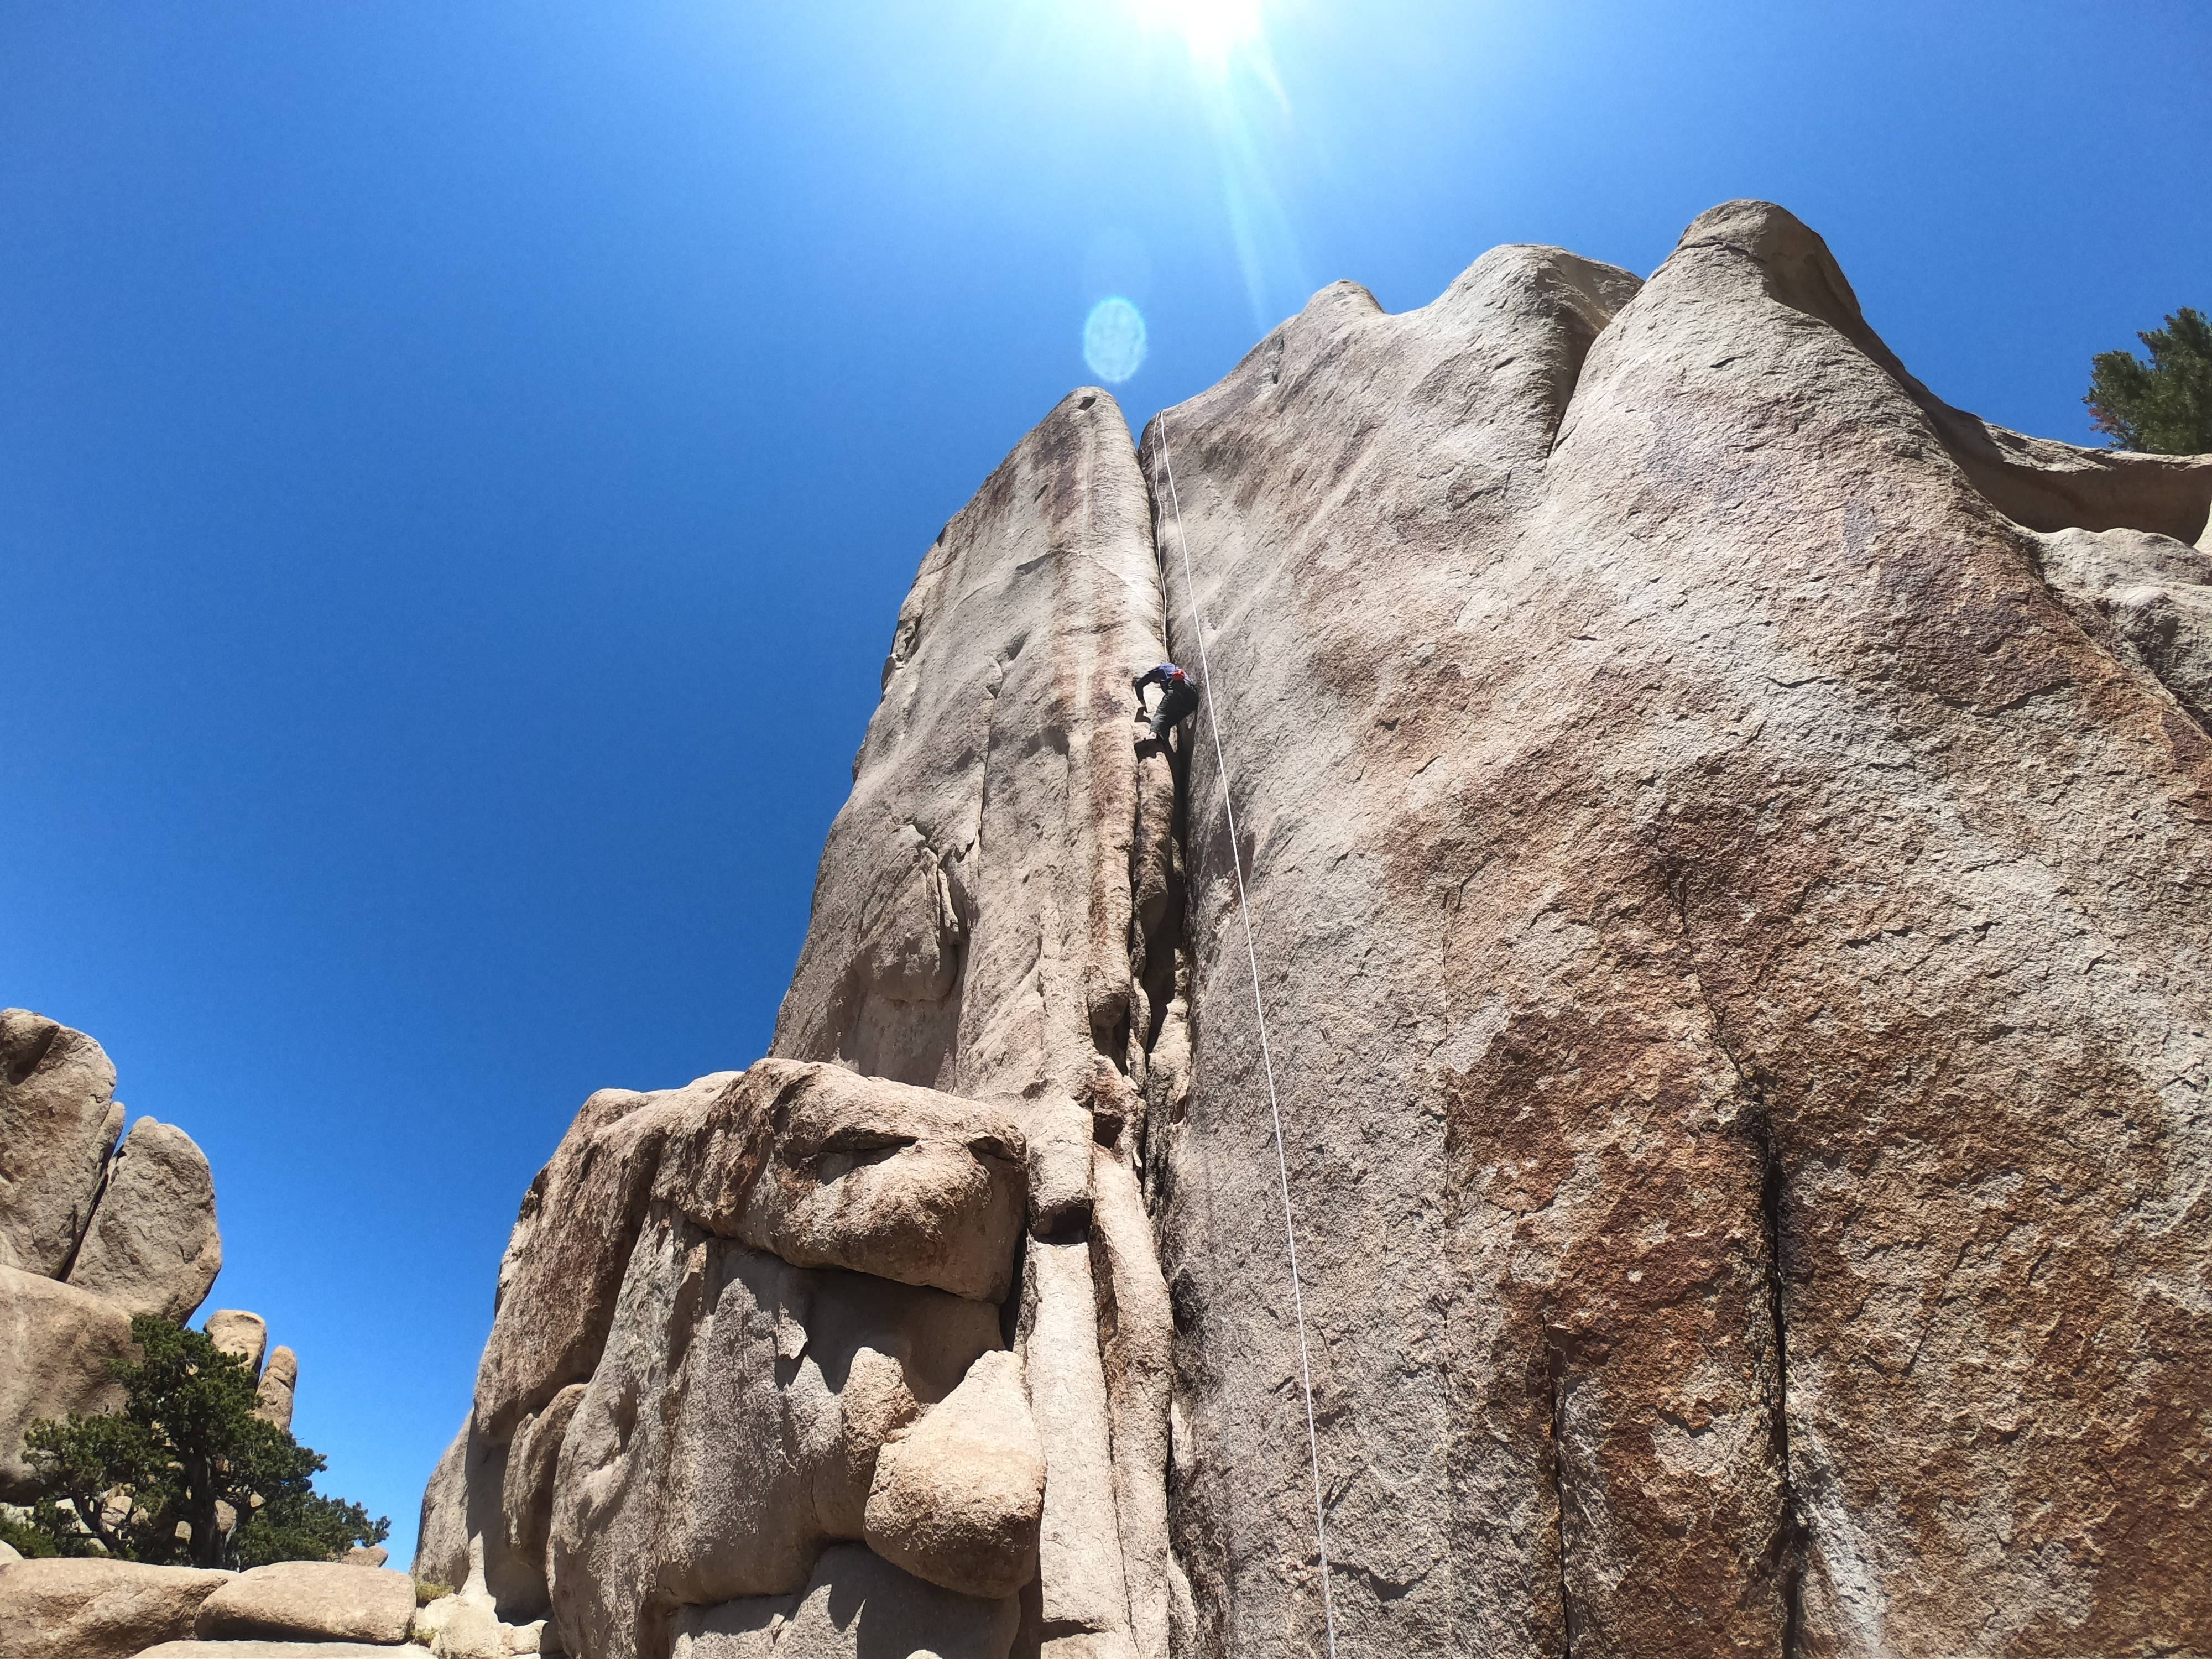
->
xmin=1545 ymin=1346 xmax=1574 ymax=1659
xmin=1666 ymin=855 xmax=1804 ymax=1657
xmin=1751 ymin=1112 xmax=1806 ymax=1659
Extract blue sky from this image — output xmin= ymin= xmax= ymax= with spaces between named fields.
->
xmin=4 ymin=0 xmax=2206 ymax=1563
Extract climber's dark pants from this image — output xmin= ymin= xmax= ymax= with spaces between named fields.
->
xmin=1149 ymin=683 xmax=1200 ymax=738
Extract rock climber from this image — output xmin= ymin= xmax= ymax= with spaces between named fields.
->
xmin=1133 ymin=661 xmax=1200 ymax=743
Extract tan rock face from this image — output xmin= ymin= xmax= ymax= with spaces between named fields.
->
xmin=254 ymin=1343 xmax=298 ymax=1431
xmin=864 ymin=1349 xmax=1046 ymax=1599
xmin=1140 ymin=200 xmax=2212 ymax=1659
xmin=413 ymin=1417 xmax=471 ymax=1590
xmin=724 ymin=1062 xmax=1026 ymax=1302
xmin=205 ymin=1308 xmax=268 ymax=1376
xmin=766 ymin=387 xmax=1179 ymax=1659
xmin=0 ymin=1264 xmax=136 ymax=1499
xmin=65 ymin=1116 xmax=222 ymax=1322
xmin=192 ymin=1559 xmax=417 ymax=1643
xmin=0 ymin=1009 xmax=123 ymax=1279
xmin=549 ymin=1214 xmax=1011 ymax=1658
xmin=473 ymin=1072 xmax=742 ymax=1443
xmin=425 ymin=207 xmax=2211 ymax=1659
xmin=0 ymin=1556 xmax=231 ymax=1659
xmin=769 ymin=388 xmax=1169 ymax=1107
xmin=670 ymin=1545 xmax=1021 ymax=1659
xmin=133 ymin=1646 xmax=411 ymax=1659
xmin=504 ymin=1380 xmax=586 ymax=1568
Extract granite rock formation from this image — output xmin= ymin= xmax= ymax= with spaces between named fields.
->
xmin=64 ymin=1116 xmax=222 ymax=1321
xmin=192 ymin=1559 xmax=418 ymax=1644
xmin=207 ymin=1308 xmax=270 ymax=1373
xmin=0 ymin=1267 xmax=135 ymax=1498
xmin=0 ymin=1011 xmax=309 ymax=1523
xmin=1 ymin=1009 xmax=126 ymax=1279
xmin=422 ymin=202 xmax=2211 ymax=1659
xmin=257 ymin=1343 xmax=300 ymax=1432
xmin=0 ymin=1555 xmax=232 ymax=1659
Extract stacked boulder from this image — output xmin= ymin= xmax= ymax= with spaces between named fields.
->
xmin=411 ymin=1062 xmax=1108 ymax=1659
xmin=416 ymin=380 xmax=1178 ymax=1659
xmin=0 ymin=1009 xmax=347 ymax=1659
xmin=1 ymin=1010 xmax=227 ymax=1498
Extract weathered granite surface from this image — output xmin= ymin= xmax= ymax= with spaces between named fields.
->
xmin=419 ymin=203 xmax=2211 ymax=1659
xmin=1140 ymin=200 xmax=2211 ymax=1659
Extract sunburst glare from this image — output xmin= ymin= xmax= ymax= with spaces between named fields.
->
xmin=1125 ymin=0 xmax=1267 ymax=69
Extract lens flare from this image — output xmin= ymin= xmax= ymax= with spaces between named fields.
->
xmin=1128 ymin=0 xmax=1266 ymax=67
xmin=1083 ymin=298 xmax=1148 ymax=383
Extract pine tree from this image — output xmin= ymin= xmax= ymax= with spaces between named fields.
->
xmin=2085 ymin=307 xmax=2212 ymax=454
xmin=15 ymin=1316 xmax=387 ymax=1569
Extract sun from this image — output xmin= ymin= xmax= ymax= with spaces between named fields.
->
xmin=1126 ymin=0 xmax=1267 ymax=67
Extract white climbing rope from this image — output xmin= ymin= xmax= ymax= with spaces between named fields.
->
xmin=1150 ymin=411 xmax=1340 ymax=1659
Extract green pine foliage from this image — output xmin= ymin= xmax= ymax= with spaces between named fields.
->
xmin=2085 ymin=307 xmax=2212 ymax=455
xmin=16 ymin=1316 xmax=388 ymax=1570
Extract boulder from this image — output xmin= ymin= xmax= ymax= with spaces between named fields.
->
xmin=411 ymin=1418 xmax=470 ymax=1591
xmin=65 ymin=1117 xmax=222 ymax=1322
xmin=864 ymin=1349 xmax=1045 ymax=1598
xmin=341 ymin=1544 xmax=389 ymax=1568
xmin=253 ymin=1344 xmax=296 ymax=1432
xmin=471 ymin=1072 xmax=740 ymax=1443
xmin=0 ymin=1009 xmax=123 ymax=1278
xmin=502 ymin=1383 xmax=584 ymax=1568
xmin=132 ymin=1646 xmax=410 ymax=1658
xmin=0 ymin=1264 xmax=136 ymax=1499
xmin=191 ymin=1559 xmax=416 ymax=1643
xmin=704 ymin=1062 xmax=1026 ymax=1304
xmin=432 ymin=1598 xmax=509 ymax=1659
xmin=672 ymin=1544 xmax=1019 ymax=1659
xmin=205 ymin=1309 xmax=268 ymax=1377
xmin=0 ymin=1556 xmax=229 ymax=1659
xmin=548 ymin=1217 xmax=1005 ymax=1659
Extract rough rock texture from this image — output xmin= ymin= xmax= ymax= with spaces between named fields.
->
xmin=425 ymin=203 xmax=2212 ymax=1659
xmin=65 ymin=1116 xmax=222 ymax=1321
xmin=415 ymin=1419 xmax=471 ymax=1592
xmin=2033 ymin=524 xmax=2212 ymax=727
xmin=472 ymin=1072 xmax=742 ymax=1444
xmin=206 ymin=1308 xmax=269 ymax=1376
xmin=191 ymin=1560 xmax=416 ymax=1643
xmin=0 ymin=1556 xmax=231 ymax=1659
xmin=1139 ymin=200 xmax=2212 ymax=1659
xmin=434 ymin=1599 xmax=513 ymax=1659
xmin=254 ymin=1343 xmax=298 ymax=1431
xmin=864 ymin=1349 xmax=1047 ymax=1598
xmin=770 ymin=388 xmax=1168 ymax=1106
xmin=768 ymin=387 xmax=1180 ymax=1659
xmin=548 ymin=1217 xmax=1010 ymax=1657
xmin=421 ymin=1059 xmax=1053 ymax=1659
xmin=133 ymin=1646 xmax=410 ymax=1659
xmin=0 ymin=1009 xmax=123 ymax=1279
xmin=669 ymin=1545 xmax=1021 ymax=1659
xmin=504 ymin=1381 xmax=586 ymax=1571
xmin=0 ymin=1264 xmax=136 ymax=1499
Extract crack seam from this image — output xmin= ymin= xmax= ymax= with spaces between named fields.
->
xmin=1664 ymin=858 xmax=1806 ymax=1659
